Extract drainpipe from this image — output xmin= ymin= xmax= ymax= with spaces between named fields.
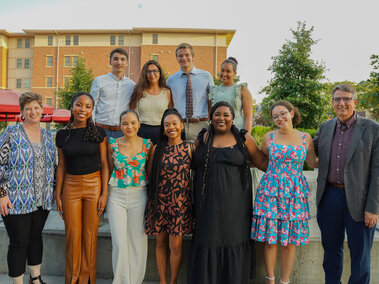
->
xmin=55 ymin=30 xmax=59 ymax=109
xmin=128 ymin=29 xmax=131 ymax=78
xmin=214 ymin=30 xmax=218 ymax=77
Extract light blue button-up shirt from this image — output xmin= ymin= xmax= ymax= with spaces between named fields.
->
xmin=167 ymin=67 xmax=214 ymax=119
xmin=90 ymin=72 xmax=135 ymax=126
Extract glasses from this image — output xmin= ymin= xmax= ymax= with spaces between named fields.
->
xmin=146 ymin=69 xmax=160 ymax=75
xmin=272 ymin=111 xmax=289 ymax=121
xmin=332 ymin=97 xmax=354 ymax=103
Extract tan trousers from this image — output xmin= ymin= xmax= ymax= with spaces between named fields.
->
xmin=184 ymin=120 xmax=209 ymax=143
xmin=62 ymin=171 xmax=101 ymax=284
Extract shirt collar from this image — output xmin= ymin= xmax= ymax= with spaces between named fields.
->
xmin=108 ymin=72 xmax=127 ymax=81
xmin=179 ymin=66 xmax=198 ymax=76
xmin=336 ymin=111 xmax=357 ymax=128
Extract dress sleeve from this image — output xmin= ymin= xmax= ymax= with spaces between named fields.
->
xmin=235 ymin=83 xmax=248 ymax=111
xmin=208 ymin=85 xmax=217 ymax=105
xmin=96 ymin=126 xmax=107 ymax=141
xmin=0 ymin=127 xmax=11 ymax=195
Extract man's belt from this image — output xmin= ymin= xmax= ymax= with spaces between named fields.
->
xmin=328 ymin=182 xmax=345 ymax=189
xmin=96 ymin=123 xmax=121 ymax=131
xmin=183 ymin=117 xmax=208 ymax=123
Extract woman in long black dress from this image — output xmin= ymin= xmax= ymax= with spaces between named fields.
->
xmin=188 ymin=101 xmax=268 ymax=284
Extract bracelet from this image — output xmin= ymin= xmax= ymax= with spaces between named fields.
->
xmin=0 ymin=187 xmax=7 ymax=198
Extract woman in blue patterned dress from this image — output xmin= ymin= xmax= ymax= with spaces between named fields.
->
xmin=107 ymin=110 xmax=152 ymax=284
xmin=251 ymin=100 xmax=318 ymax=284
xmin=0 ymin=92 xmax=56 ymax=284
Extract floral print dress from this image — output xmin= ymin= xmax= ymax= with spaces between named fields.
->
xmin=251 ymin=131 xmax=310 ymax=246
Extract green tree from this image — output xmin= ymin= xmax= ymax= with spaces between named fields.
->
xmin=359 ymin=54 xmax=379 ymax=121
xmin=56 ymin=57 xmax=94 ymax=110
xmin=260 ymin=21 xmax=328 ymax=128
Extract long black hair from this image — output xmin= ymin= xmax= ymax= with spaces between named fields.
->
xmin=64 ymin=92 xmax=104 ymax=144
xmin=200 ymin=101 xmax=251 ymax=202
xmin=147 ymin=108 xmax=186 ymax=203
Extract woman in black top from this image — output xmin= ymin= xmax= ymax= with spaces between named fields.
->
xmin=55 ymin=92 xmax=109 ymax=284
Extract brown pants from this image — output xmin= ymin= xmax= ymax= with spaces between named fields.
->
xmin=62 ymin=171 xmax=101 ymax=284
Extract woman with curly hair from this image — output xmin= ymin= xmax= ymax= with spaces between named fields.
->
xmin=188 ymin=101 xmax=268 ymax=284
xmin=55 ymin=92 xmax=109 ymax=284
xmin=144 ymin=108 xmax=194 ymax=284
xmin=129 ymin=60 xmax=173 ymax=144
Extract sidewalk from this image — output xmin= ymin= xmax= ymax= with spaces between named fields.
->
xmin=0 ymin=274 xmax=159 ymax=283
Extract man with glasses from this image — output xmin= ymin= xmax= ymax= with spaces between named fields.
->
xmin=314 ymin=83 xmax=379 ymax=284
xmin=90 ymin=48 xmax=135 ymax=138
xmin=167 ymin=43 xmax=214 ymax=142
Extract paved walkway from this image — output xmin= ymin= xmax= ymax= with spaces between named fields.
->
xmin=0 ymin=274 xmax=158 ymax=283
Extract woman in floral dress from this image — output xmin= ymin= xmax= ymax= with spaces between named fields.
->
xmin=251 ymin=100 xmax=318 ymax=284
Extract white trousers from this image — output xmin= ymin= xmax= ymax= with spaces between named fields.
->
xmin=107 ymin=186 xmax=148 ymax=284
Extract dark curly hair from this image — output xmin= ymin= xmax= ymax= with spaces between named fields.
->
xmin=270 ymin=100 xmax=301 ymax=126
xmin=147 ymin=108 xmax=186 ymax=211
xmin=129 ymin=60 xmax=168 ymax=110
xmin=64 ymin=92 xmax=104 ymax=144
xmin=200 ymin=101 xmax=251 ymax=203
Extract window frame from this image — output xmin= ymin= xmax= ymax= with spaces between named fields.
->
xmin=25 ymin=39 xmax=31 ymax=48
xmin=17 ymin=58 xmax=22 ymax=69
xmin=73 ymin=35 xmax=79 ymax=46
xmin=48 ymin=36 xmax=53 ymax=46
xmin=152 ymin=34 xmax=158 ymax=44
xmin=46 ymin=77 xmax=53 ymax=88
xmin=24 ymin=59 xmax=30 ymax=69
xmin=64 ymin=56 xmax=71 ymax=67
xmin=110 ymin=35 xmax=116 ymax=46
xmin=17 ymin=39 xmax=22 ymax=48
xmin=65 ymin=36 xmax=71 ymax=46
xmin=46 ymin=56 xmax=53 ymax=67
xmin=16 ymin=79 xmax=22 ymax=88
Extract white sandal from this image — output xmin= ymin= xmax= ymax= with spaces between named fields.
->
xmin=265 ymin=276 xmax=275 ymax=283
xmin=280 ymin=280 xmax=290 ymax=284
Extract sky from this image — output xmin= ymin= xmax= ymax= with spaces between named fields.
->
xmin=1 ymin=0 xmax=378 ymax=102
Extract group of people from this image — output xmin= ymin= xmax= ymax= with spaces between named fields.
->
xmin=0 ymin=42 xmax=377 ymax=284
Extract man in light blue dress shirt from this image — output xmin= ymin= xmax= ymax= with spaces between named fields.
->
xmin=167 ymin=43 xmax=214 ymax=142
xmin=90 ymin=48 xmax=135 ymax=138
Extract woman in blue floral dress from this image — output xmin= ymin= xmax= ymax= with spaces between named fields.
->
xmin=251 ymin=100 xmax=318 ymax=284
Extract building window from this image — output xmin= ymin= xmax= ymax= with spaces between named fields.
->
xmin=118 ymin=35 xmax=124 ymax=45
xmin=65 ymin=36 xmax=71 ymax=46
xmin=24 ymin=79 xmax=30 ymax=89
xmin=73 ymin=56 xmax=78 ymax=66
xmin=46 ymin=56 xmax=53 ymax=67
xmin=24 ymin=59 xmax=30 ymax=69
xmin=46 ymin=97 xmax=52 ymax=106
xmin=25 ymin=39 xmax=31 ymax=48
xmin=152 ymin=34 xmax=158 ymax=44
xmin=46 ymin=77 xmax=52 ymax=87
xmin=17 ymin=59 xmax=22 ymax=69
xmin=64 ymin=56 xmax=71 ymax=67
xmin=151 ymin=54 xmax=158 ymax=61
xmin=16 ymin=79 xmax=22 ymax=88
xmin=48 ymin=36 xmax=53 ymax=46
xmin=110 ymin=35 xmax=116 ymax=46
xmin=17 ymin=39 xmax=22 ymax=48
xmin=74 ymin=36 xmax=79 ymax=46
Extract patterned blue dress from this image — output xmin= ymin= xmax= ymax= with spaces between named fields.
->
xmin=251 ymin=131 xmax=310 ymax=246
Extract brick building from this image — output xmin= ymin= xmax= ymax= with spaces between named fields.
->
xmin=0 ymin=28 xmax=235 ymax=108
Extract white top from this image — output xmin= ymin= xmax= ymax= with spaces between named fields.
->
xmin=137 ymin=88 xmax=169 ymax=126
xmin=90 ymin=72 xmax=135 ymax=126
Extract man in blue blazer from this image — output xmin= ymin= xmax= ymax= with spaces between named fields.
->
xmin=314 ymin=83 xmax=379 ymax=284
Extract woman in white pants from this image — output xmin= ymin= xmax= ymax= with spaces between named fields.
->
xmin=107 ymin=110 xmax=152 ymax=284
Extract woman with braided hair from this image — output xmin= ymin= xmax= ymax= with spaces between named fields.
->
xmin=144 ymin=108 xmax=194 ymax=284
xmin=55 ymin=92 xmax=109 ymax=284
xmin=187 ymin=101 xmax=268 ymax=284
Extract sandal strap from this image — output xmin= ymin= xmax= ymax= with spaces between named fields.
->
xmin=280 ymin=280 xmax=290 ymax=284
xmin=266 ymin=276 xmax=275 ymax=280
xmin=30 ymin=275 xmax=46 ymax=284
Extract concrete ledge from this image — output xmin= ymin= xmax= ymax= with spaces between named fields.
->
xmin=1 ymin=170 xmax=378 ymax=283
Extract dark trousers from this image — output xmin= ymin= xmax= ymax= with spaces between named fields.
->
xmin=138 ymin=123 xmax=160 ymax=145
xmin=317 ymin=184 xmax=376 ymax=284
xmin=2 ymin=207 xmax=49 ymax=277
